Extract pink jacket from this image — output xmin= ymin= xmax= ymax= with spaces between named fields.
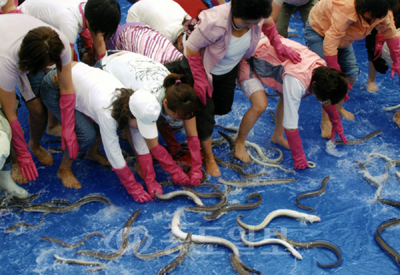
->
xmin=308 ymin=0 xmax=398 ymax=56
xmin=186 ymin=2 xmax=269 ymax=88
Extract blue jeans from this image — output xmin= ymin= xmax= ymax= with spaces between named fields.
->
xmin=40 ymin=69 xmax=98 ymax=160
xmin=304 ymin=20 xmax=360 ymax=79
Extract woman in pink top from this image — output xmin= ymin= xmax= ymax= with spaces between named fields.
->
xmin=237 ymin=36 xmax=348 ymax=169
xmin=304 ymin=0 xmax=400 ymax=139
xmin=182 ymin=0 xmax=301 ymax=176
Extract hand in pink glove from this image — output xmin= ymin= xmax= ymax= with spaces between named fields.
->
xmin=322 ymin=104 xmax=347 ymax=143
xmin=9 ymin=119 xmax=38 ymax=181
xmin=373 ymin=31 xmax=385 ymax=61
xmin=187 ymin=136 xmax=203 ymax=186
xmin=187 ymin=53 xmax=212 ymax=105
xmin=150 ymin=144 xmax=190 ymax=185
xmin=386 ymin=37 xmax=400 ymax=85
xmin=113 ymin=162 xmax=152 ymax=203
xmin=262 ymin=22 xmax=302 ymax=64
xmin=60 ymin=94 xmax=79 ymax=159
xmin=137 ymin=153 xmax=163 ymax=198
xmin=285 ymin=129 xmax=309 ymax=170
xmin=325 ymin=55 xmax=341 ymax=71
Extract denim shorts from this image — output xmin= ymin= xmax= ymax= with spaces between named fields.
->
xmin=22 ymin=71 xmax=46 ymax=102
xmin=304 ymin=20 xmax=360 ymax=79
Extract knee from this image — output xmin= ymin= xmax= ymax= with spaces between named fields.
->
xmin=251 ymin=101 xmax=268 ymax=116
xmin=28 ymin=101 xmax=47 ymax=118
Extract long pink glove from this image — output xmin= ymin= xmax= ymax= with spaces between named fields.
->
xmin=285 ymin=129 xmax=308 ymax=170
xmin=137 ymin=153 xmax=163 ymax=198
xmin=373 ymin=31 xmax=385 ymax=60
xmin=150 ymin=144 xmax=190 ymax=185
xmin=113 ymin=162 xmax=152 ymax=203
xmin=187 ymin=53 xmax=212 ymax=105
xmin=322 ymin=104 xmax=347 ymax=143
xmin=187 ymin=136 xmax=202 ymax=186
xmin=387 ymin=37 xmax=400 ymax=85
xmin=158 ymin=119 xmax=181 ymax=156
xmin=9 ymin=119 xmax=38 ymax=181
xmin=325 ymin=55 xmax=352 ymax=93
xmin=59 ymin=94 xmax=79 ymax=159
xmin=262 ymin=22 xmax=302 ymax=64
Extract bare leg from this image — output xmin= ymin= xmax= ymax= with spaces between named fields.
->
xmin=25 ymin=98 xmax=54 ymax=166
xmin=393 ymin=109 xmax=400 ymax=127
xmin=234 ymin=90 xmax=267 ymax=162
xmin=201 ymin=137 xmax=220 ymax=177
xmin=367 ymin=61 xmax=378 ymax=92
xmin=271 ymin=96 xmax=289 ymax=149
xmin=57 ymin=155 xmax=81 ymax=189
xmin=86 ymin=135 xmax=111 ymax=167
xmin=321 ymin=106 xmax=332 ymax=139
xmin=337 ymin=77 xmax=356 ymax=120
xmin=46 ymin=111 xmax=62 ymax=137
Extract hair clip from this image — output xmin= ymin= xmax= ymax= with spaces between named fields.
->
xmin=175 ymin=79 xmax=181 ymax=84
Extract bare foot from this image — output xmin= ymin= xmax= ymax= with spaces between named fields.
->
xmin=270 ymin=134 xmax=289 ymax=149
xmin=46 ymin=125 xmax=62 ymax=137
xmin=367 ymin=79 xmax=378 ymax=92
xmin=203 ymin=156 xmax=220 ymax=177
xmin=393 ymin=109 xmax=400 ymax=127
xmin=86 ymin=151 xmax=111 ymax=167
xmin=337 ymin=106 xmax=355 ymax=120
xmin=321 ymin=119 xmax=332 ymax=139
xmin=11 ymin=163 xmax=28 ymax=184
xmin=234 ymin=141 xmax=251 ymax=162
xmin=57 ymin=167 xmax=81 ymax=189
xmin=28 ymin=142 xmax=54 ymax=166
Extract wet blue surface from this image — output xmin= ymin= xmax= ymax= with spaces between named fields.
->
xmin=1 ymin=1 xmax=400 ymax=274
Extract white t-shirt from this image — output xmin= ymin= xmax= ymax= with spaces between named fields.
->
xmin=126 ymin=0 xmax=188 ymax=43
xmin=19 ymin=0 xmax=85 ymax=45
xmin=0 ymin=14 xmax=71 ymax=100
xmin=71 ymin=63 xmax=127 ymax=169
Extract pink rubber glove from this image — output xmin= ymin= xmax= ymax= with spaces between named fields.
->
xmin=59 ymin=94 xmax=79 ymax=159
xmin=187 ymin=53 xmax=212 ymax=105
xmin=157 ymin=119 xmax=181 ymax=156
xmin=113 ymin=162 xmax=152 ymax=203
xmin=373 ymin=31 xmax=385 ymax=61
xmin=325 ymin=55 xmax=341 ymax=71
xmin=137 ymin=153 xmax=163 ymax=198
xmin=322 ymin=105 xmax=347 ymax=143
xmin=386 ymin=37 xmax=400 ymax=85
xmin=187 ymin=136 xmax=203 ymax=186
xmin=285 ymin=129 xmax=309 ymax=170
xmin=262 ymin=22 xmax=302 ymax=64
xmin=9 ymin=119 xmax=38 ymax=181
xmin=150 ymin=144 xmax=190 ymax=185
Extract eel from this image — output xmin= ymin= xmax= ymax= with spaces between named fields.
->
xmin=219 ymin=178 xmax=299 ymax=187
xmin=237 ymin=209 xmax=321 ymax=232
xmin=275 ymin=229 xmax=342 ymax=268
xmin=204 ymin=193 xmax=262 ymax=221
xmin=41 ymin=232 xmax=105 ymax=248
xmin=155 ymin=191 xmax=204 ymax=207
xmin=54 ymin=254 xmax=105 ymax=272
xmin=296 ymin=176 xmax=330 ymax=212
xmin=134 ymin=235 xmax=183 ymax=259
xmin=375 ymin=217 xmax=400 ymax=267
xmin=76 ymin=209 xmax=141 ymax=260
xmin=333 ymin=130 xmax=382 ymax=145
xmin=214 ymin=156 xmax=270 ymax=179
xmin=4 ymin=212 xmax=50 ymax=233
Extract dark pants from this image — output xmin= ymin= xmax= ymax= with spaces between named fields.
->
xmin=181 ymin=56 xmax=239 ymax=141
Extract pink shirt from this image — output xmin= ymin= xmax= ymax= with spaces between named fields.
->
xmin=186 ymin=2 xmax=268 ymax=87
xmin=0 ymin=14 xmax=71 ymax=100
xmin=308 ymin=0 xmax=398 ymax=56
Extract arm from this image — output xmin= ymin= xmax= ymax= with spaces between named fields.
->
xmin=271 ymin=1 xmax=282 ymax=23
xmin=184 ymin=117 xmax=202 ymax=186
xmin=322 ymin=103 xmax=347 ymax=143
xmin=90 ymin=30 xmax=107 ymax=61
xmin=57 ymin=62 xmax=79 ymax=158
xmin=0 ymin=88 xmax=38 ymax=180
xmin=261 ymin=17 xmax=301 ymax=63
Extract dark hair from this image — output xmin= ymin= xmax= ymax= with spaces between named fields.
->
xmin=84 ymin=0 xmax=121 ymax=40
xmin=355 ymin=0 xmax=399 ymax=19
xmin=310 ymin=66 xmax=348 ymax=105
xmin=163 ymin=73 xmax=199 ymax=120
xmin=231 ymin=0 xmax=272 ymax=20
xmin=110 ymin=88 xmax=135 ymax=131
xmin=18 ymin=27 xmax=64 ymax=75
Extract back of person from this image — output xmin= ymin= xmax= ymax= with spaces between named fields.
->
xmin=19 ymin=0 xmax=84 ymax=46
xmin=126 ymin=0 xmax=188 ymax=43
